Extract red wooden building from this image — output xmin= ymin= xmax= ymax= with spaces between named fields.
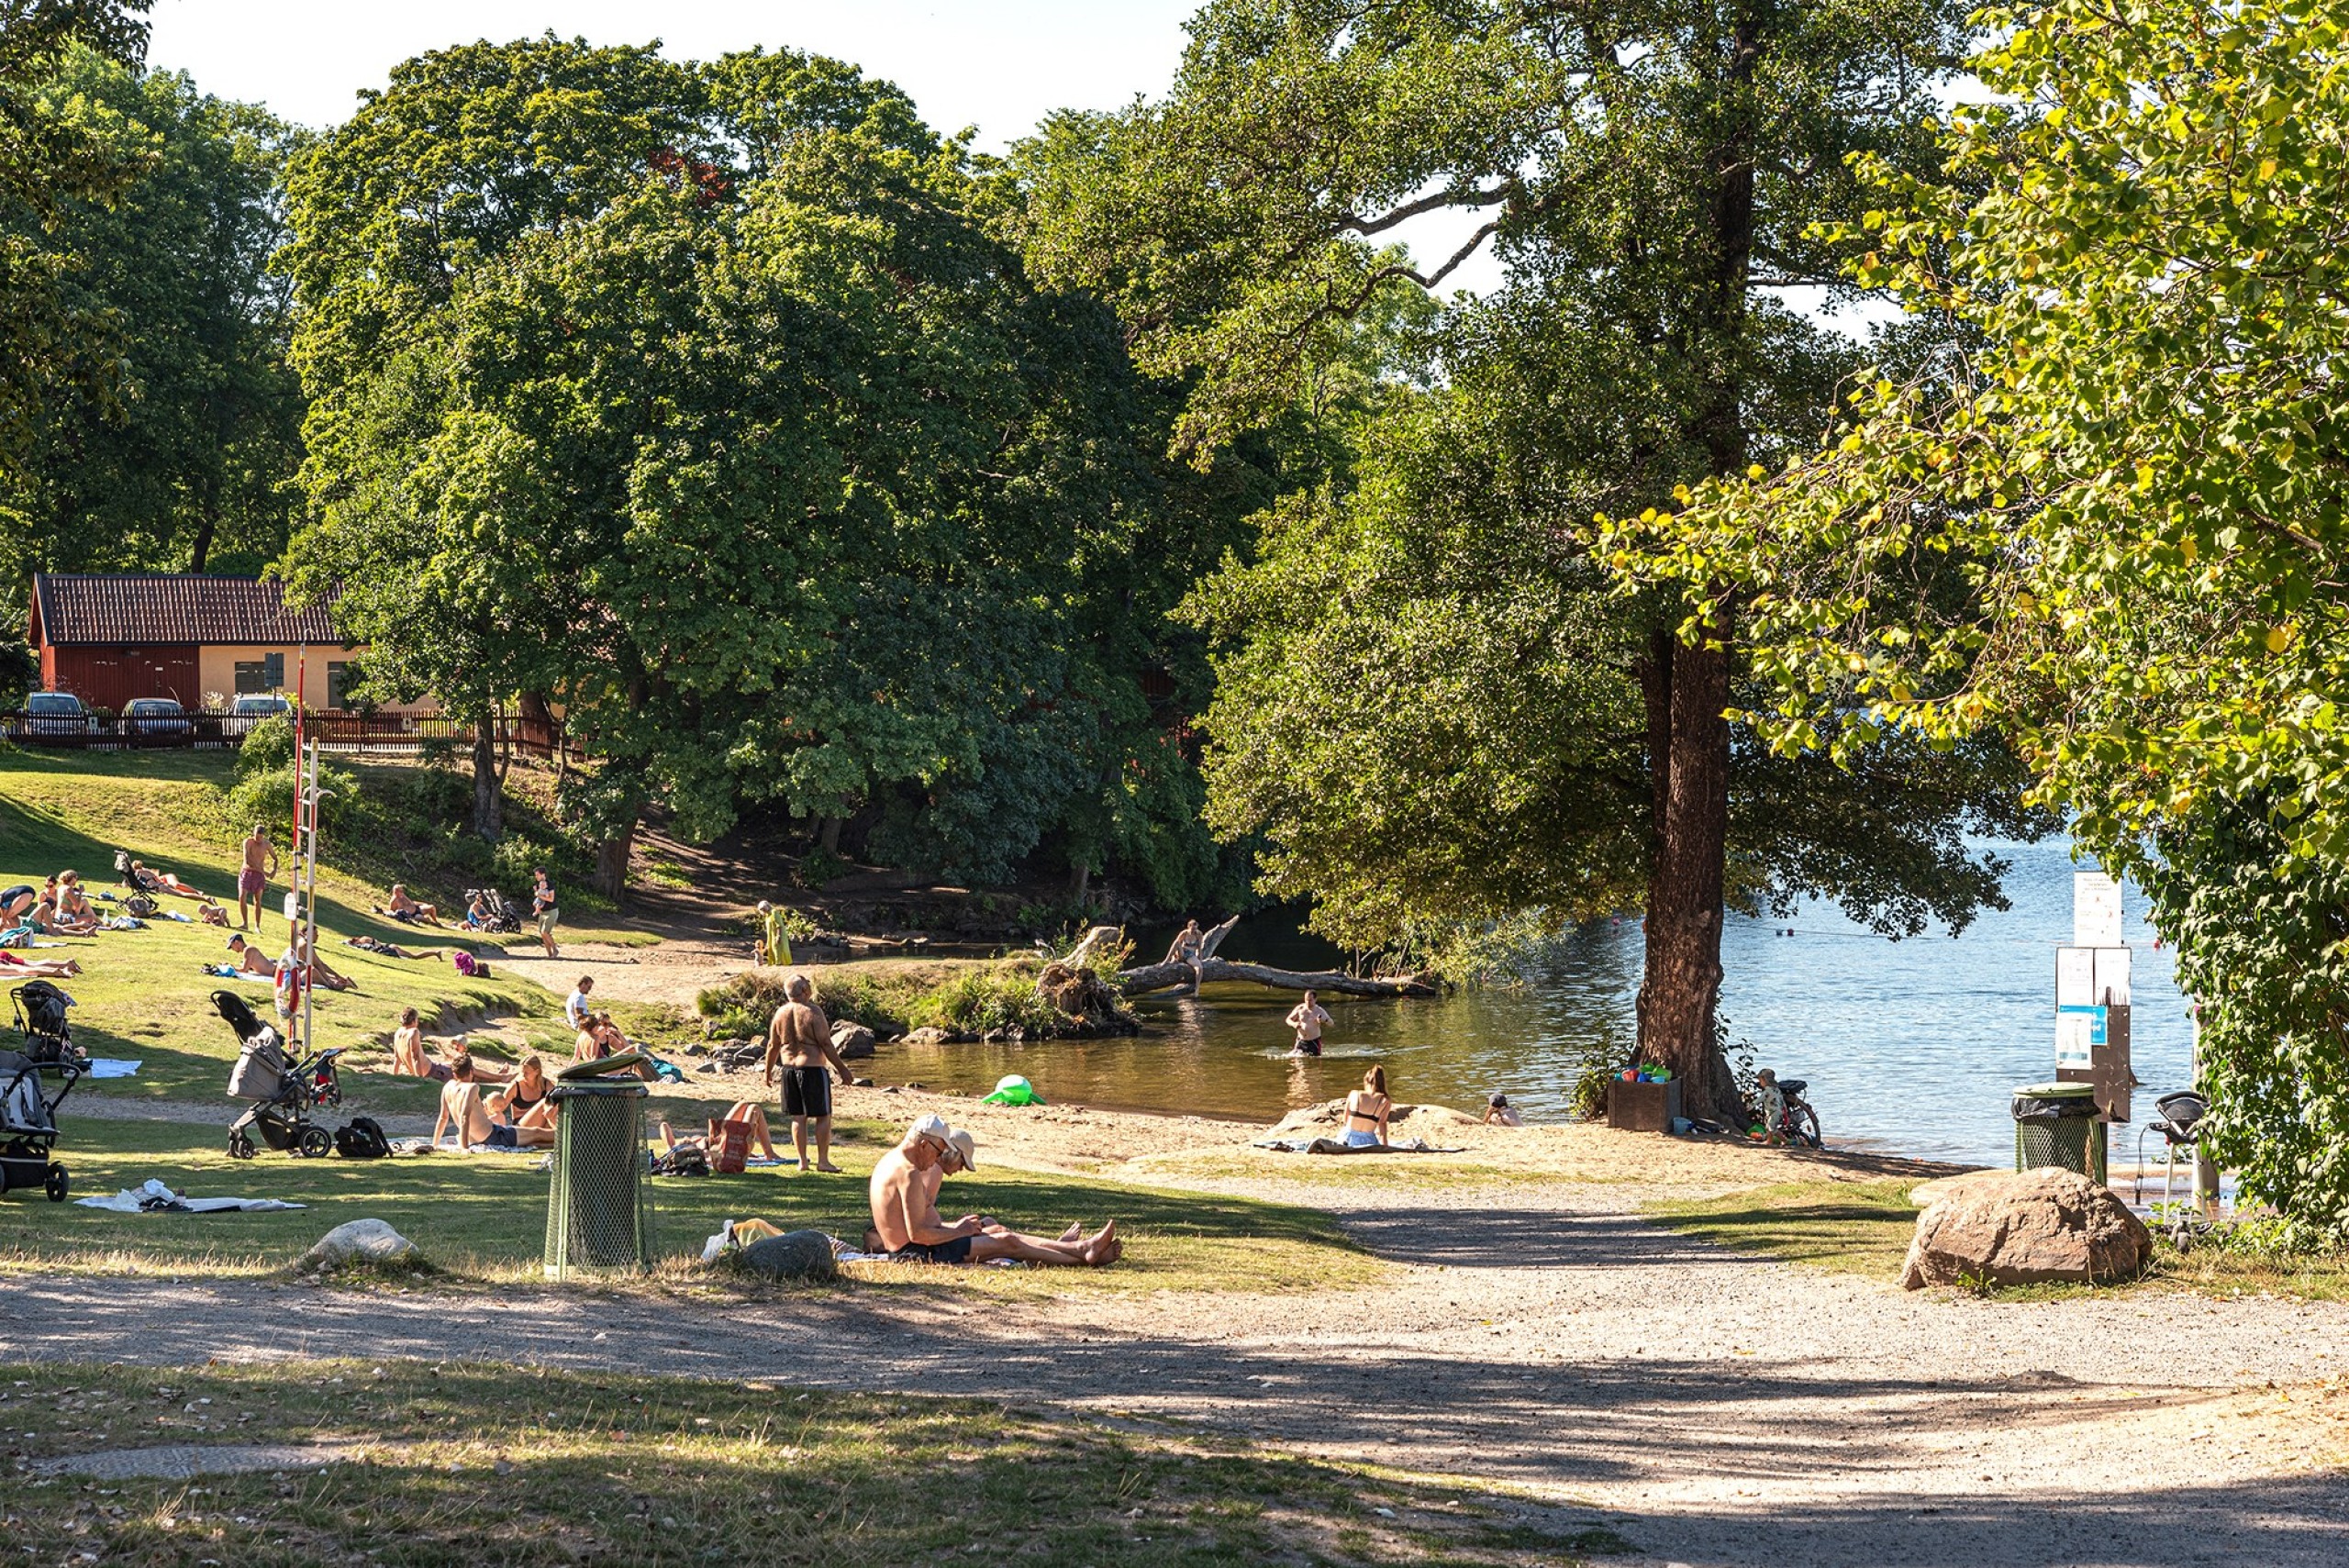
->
xmin=26 ymin=573 xmax=353 ymax=712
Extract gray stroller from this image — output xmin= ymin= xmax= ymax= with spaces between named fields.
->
xmin=1 ymin=981 xmax=83 ymax=1202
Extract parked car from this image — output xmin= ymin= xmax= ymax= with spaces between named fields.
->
xmin=17 ymin=690 xmax=92 ymax=741
xmin=221 ymin=692 xmax=293 ymax=738
xmin=121 ymin=696 xmax=194 ymax=740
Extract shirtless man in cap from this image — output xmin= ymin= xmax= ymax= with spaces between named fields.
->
xmin=867 ymin=1117 xmax=1119 ymax=1266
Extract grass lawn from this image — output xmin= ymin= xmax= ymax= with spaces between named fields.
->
xmin=0 ymin=1360 xmax=1620 ymax=1568
xmin=1644 ymin=1178 xmax=2349 ymax=1301
xmin=0 ymin=1118 xmax=1380 ymax=1297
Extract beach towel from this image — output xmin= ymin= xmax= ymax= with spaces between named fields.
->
xmin=1251 ymin=1136 xmax=1465 ymax=1155
xmin=98 ymin=916 xmax=143 ymax=931
xmin=76 ymin=1178 xmax=305 ymax=1214
xmin=85 ymin=1058 xmax=139 ymax=1079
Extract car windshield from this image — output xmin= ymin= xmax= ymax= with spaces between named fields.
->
xmin=26 ymin=694 xmax=77 ymax=714
xmin=129 ymin=700 xmax=182 ymax=716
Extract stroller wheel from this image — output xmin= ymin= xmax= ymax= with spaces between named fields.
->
xmin=227 ymin=1129 xmax=256 ymax=1161
xmin=43 ymin=1164 xmax=68 ymax=1203
xmin=297 ymin=1125 xmax=333 ymax=1160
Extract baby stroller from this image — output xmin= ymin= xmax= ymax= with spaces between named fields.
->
xmin=462 ymin=887 xmax=523 ymax=934
xmin=2 ymin=981 xmax=84 ymax=1202
xmin=216 ymin=990 xmax=345 ymax=1160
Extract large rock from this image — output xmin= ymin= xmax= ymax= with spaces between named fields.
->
xmin=830 ymin=1022 xmax=876 ymax=1060
xmin=903 ymin=1026 xmax=954 ymax=1047
xmin=1899 ymin=1168 xmax=2151 ymax=1290
xmin=303 ymin=1218 xmax=418 ymax=1267
xmin=735 ymin=1230 xmax=839 ymax=1282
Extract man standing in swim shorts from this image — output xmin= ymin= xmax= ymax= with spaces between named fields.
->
xmin=238 ymin=824 xmax=278 ymax=931
xmin=763 ymin=973 xmax=852 ymax=1173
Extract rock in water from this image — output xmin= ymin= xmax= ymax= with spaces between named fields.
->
xmin=829 ymin=1022 xmax=876 ymax=1060
xmin=903 ymin=1026 xmax=954 ymax=1047
xmin=303 ymin=1218 xmax=418 ymax=1267
xmin=1899 ymin=1168 xmax=2150 ymax=1290
xmin=735 ymin=1230 xmax=839 ymax=1283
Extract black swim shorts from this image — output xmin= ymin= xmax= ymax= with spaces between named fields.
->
xmin=781 ymin=1064 xmax=832 ymax=1119
xmin=893 ymin=1236 xmax=974 ymax=1265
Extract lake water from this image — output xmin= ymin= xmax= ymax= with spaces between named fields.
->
xmin=874 ymin=837 xmax=2196 ymax=1168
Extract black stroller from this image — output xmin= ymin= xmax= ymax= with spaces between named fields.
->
xmin=215 ymin=990 xmax=345 ymax=1160
xmin=2 ymin=980 xmax=85 ymax=1202
xmin=462 ymin=887 xmax=524 ymax=934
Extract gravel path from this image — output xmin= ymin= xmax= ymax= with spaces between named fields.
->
xmin=5 ymin=1178 xmax=2343 ymax=1566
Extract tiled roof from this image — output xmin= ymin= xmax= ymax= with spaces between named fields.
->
xmin=30 ymin=573 xmax=343 ymax=647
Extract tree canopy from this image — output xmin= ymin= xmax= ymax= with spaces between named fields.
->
xmin=1646 ymin=1 xmax=2349 ymax=1233
xmin=1018 ymin=0 xmax=2038 ymax=1116
xmin=284 ymin=37 xmax=1267 ymax=903
xmin=0 ymin=45 xmax=302 ymax=610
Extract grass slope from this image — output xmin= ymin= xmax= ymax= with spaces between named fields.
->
xmin=1 ymin=1118 xmax=1378 ymax=1296
xmin=0 ymin=1360 xmax=1617 ymax=1567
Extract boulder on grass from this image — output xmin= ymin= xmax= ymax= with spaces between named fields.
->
xmin=735 ymin=1230 xmax=839 ymax=1283
xmin=830 ymin=1022 xmax=876 ymax=1060
xmin=1899 ymin=1167 xmax=2150 ymax=1290
xmin=304 ymin=1218 xmax=418 ymax=1267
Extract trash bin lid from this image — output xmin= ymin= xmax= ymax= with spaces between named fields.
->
xmin=550 ymin=1079 xmax=648 ymax=1100
xmin=2014 ymin=1082 xmax=2096 ymax=1098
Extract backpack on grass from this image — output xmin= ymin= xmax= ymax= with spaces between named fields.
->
xmin=650 ymin=1145 xmax=708 ymax=1178
xmin=334 ymin=1117 xmax=391 ymax=1160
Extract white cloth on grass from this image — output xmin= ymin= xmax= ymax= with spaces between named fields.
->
xmin=76 ymin=1178 xmax=306 ymax=1214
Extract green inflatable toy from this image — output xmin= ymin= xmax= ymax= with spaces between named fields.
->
xmin=981 ymin=1074 xmax=1043 ymax=1106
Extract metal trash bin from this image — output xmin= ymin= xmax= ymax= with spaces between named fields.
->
xmin=544 ymin=1079 xmax=654 ymax=1277
xmin=2012 ymin=1081 xmax=2107 ymax=1185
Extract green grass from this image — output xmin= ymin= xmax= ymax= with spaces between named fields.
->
xmin=1 ymin=1118 xmax=1380 ymax=1296
xmin=1644 ymin=1179 xmax=1921 ymax=1277
xmin=1644 ymin=1178 xmax=2349 ymax=1302
xmin=0 ymin=745 xmax=645 ymax=945
xmin=0 ymin=1360 xmax=1611 ymax=1568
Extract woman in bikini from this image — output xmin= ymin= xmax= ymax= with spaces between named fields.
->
xmin=491 ymin=1053 xmax=559 ymax=1147
xmin=1342 ymin=1065 xmax=1392 ymax=1149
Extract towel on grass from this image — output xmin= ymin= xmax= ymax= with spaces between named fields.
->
xmin=1251 ymin=1136 xmax=1465 ymax=1155
xmin=84 ymin=1058 xmax=139 ymax=1079
xmin=77 ymin=1177 xmax=304 ymax=1214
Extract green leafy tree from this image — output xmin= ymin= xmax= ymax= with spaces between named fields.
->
xmin=1647 ymin=2 xmax=2349 ymax=1232
xmin=1019 ymin=0 xmax=2038 ymax=1118
xmin=0 ymin=47 xmax=302 ymax=616
xmin=285 ymin=38 xmax=1262 ymax=901
xmin=0 ymin=0 xmax=151 ymax=460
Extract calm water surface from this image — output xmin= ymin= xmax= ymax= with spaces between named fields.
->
xmin=874 ymin=837 xmax=2194 ymax=1167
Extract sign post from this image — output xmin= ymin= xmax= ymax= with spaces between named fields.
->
xmin=2054 ymin=872 xmax=2132 ymax=1124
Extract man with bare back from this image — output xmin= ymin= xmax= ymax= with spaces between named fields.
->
xmin=763 ymin=973 xmax=852 ymax=1173
xmin=867 ymin=1116 xmax=1120 ymax=1267
xmin=238 ymin=824 xmax=278 ymax=931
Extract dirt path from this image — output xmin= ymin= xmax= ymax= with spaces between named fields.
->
xmin=6 ymin=1165 xmax=2343 ymax=1566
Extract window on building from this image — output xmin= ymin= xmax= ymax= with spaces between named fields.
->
xmin=233 ymin=653 xmax=284 ymax=695
xmin=327 ymin=662 xmax=354 ymax=709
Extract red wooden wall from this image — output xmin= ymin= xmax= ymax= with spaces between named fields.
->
xmin=46 ymin=646 xmax=200 ymax=710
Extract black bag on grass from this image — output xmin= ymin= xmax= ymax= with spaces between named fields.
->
xmin=651 ymin=1146 xmax=709 ymax=1177
xmin=335 ymin=1117 xmax=391 ymax=1159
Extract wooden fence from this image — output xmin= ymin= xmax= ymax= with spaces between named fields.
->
xmin=0 ymin=708 xmax=562 ymax=759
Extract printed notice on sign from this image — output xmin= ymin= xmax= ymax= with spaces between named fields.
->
xmin=2074 ymin=871 xmax=2123 ymax=947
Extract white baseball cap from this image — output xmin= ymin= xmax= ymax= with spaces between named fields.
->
xmin=906 ymin=1113 xmax=952 ymax=1144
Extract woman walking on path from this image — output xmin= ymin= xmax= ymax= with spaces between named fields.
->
xmin=530 ymin=868 xmax=559 ymax=958
xmin=1343 ymin=1065 xmax=1391 ymax=1148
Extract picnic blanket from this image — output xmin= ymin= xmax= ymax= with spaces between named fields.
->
xmin=1251 ymin=1136 xmax=1466 ymax=1155
xmin=84 ymin=1058 xmax=139 ymax=1079
xmin=76 ymin=1177 xmax=305 ymax=1214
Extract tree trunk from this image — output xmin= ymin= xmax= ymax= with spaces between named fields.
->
xmin=469 ymin=712 xmax=502 ymax=841
xmin=1067 ymin=860 xmax=1091 ymax=904
xmin=1631 ymin=13 xmax=1759 ymax=1126
xmin=594 ymin=818 xmax=636 ymax=902
xmin=1118 ymin=956 xmax=1437 ymax=998
xmin=1637 ymin=627 xmax=1740 ymax=1121
xmin=818 ymin=816 xmax=842 ymax=854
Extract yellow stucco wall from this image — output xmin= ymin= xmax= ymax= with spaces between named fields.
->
xmin=193 ymin=644 xmax=437 ymax=714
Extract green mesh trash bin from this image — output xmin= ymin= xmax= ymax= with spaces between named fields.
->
xmin=2012 ymin=1082 xmax=2107 ymax=1185
xmin=544 ymin=1079 xmax=654 ymax=1277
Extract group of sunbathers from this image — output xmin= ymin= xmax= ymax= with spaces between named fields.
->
xmin=2 ymin=862 xmax=234 ymax=977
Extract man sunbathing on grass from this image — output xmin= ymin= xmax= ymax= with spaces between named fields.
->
xmin=431 ymin=1055 xmax=519 ymax=1151
xmin=867 ymin=1115 xmax=1119 ymax=1267
xmin=859 ymin=1127 xmax=1086 ymax=1254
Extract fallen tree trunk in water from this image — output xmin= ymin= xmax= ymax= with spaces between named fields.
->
xmin=1116 ymin=957 xmax=1439 ymax=998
